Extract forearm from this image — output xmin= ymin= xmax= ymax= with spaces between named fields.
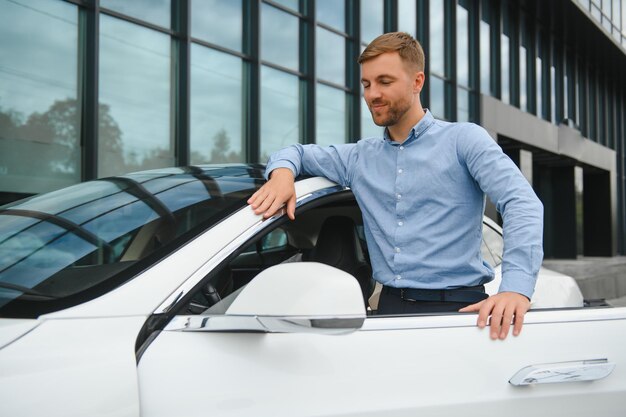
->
xmin=498 ymin=191 xmax=544 ymax=299
xmin=265 ymin=143 xmax=356 ymax=187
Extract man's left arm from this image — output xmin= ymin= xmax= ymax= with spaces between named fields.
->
xmin=456 ymin=123 xmax=544 ymax=340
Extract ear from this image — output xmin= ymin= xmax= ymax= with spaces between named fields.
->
xmin=413 ymin=71 xmax=425 ymax=94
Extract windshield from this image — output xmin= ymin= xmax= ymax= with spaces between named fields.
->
xmin=0 ymin=165 xmax=264 ymax=318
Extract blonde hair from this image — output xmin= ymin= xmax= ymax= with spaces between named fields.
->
xmin=358 ymin=32 xmax=425 ymax=73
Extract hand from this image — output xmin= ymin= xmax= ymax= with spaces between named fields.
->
xmin=459 ymin=292 xmax=530 ymax=340
xmin=247 ymin=168 xmax=297 ymax=220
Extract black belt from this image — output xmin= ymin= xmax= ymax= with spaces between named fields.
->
xmin=383 ymin=285 xmax=488 ymax=304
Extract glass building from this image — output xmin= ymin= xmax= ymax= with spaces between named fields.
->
xmin=0 ymin=0 xmax=625 ymax=258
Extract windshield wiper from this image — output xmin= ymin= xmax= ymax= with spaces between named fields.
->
xmin=0 ymin=282 xmax=58 ymax=301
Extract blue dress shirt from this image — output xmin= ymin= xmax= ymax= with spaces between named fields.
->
xmin=265 ymin=110 xmax=544 ymax=299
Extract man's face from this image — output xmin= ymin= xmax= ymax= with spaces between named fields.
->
xmin=360 ymin=52 xmax=423 ymax=127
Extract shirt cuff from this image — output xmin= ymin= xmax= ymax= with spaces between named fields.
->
xmin=264 ymin=161 xmax=298 ymax=181
xmin=498 ymin=269 xmax=537 ymax=300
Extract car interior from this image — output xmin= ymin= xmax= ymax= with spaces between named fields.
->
xmin=183 ymin=191 xmax=376 ymax=315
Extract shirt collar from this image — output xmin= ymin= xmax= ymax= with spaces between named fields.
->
xmin=383 ymin=109 xmax=434 ymax=146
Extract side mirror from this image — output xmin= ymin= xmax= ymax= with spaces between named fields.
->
xmin=169 ymin=263 xmax=366 ymax=335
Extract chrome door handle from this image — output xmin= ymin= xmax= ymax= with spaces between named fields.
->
xmin=509 ymin=359 xmax=615 ymax=386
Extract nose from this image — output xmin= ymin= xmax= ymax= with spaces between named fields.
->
xmin=365 ymin=83 xmax=382 ymax=102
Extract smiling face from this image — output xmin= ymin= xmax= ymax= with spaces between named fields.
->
xmin=361 ymin=51 xmax=424 ymax=128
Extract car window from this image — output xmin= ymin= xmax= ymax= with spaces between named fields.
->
xmin=261 ymin=229 xmax=288 ymax=251
xmin=182 ymin=192 xmax=369 ymax=316
xmin=0 ymin=165 xmax=264 ymax=318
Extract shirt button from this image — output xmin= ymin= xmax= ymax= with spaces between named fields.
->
xmin=395 ymin=247 xmax=401 ymax=253
xmin=395 ymin=275 xmax=402 ymax=280
xmin=398 ymin=169 xmax=403 ymax=174
xmin=399 ymin=146 xmax=404 ymax=151
xmin=398 ymin=221 xmax=403 ymax=226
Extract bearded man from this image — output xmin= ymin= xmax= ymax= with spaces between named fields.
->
xmin=248 ymin=32 xmax=543 ymax=340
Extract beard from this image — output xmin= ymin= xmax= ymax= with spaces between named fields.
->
xmin=368 ymin=96 xmax=412 ymax=127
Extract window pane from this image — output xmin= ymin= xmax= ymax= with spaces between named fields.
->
xmin=262 ymin=4 xmax=299 ymax=71
xmin=361 ymin=0 xmax=384 ymax=44
xmin=99 ymin=16 xmax=172 ymax=177
xmin=316 ymin=0 xmax=344 ymax=31
xmin=192 ymin=0 xmax=242 ymax=52
xmin=430 ymin=0 xmax=445 ymax=76
xmin=316 ymin=84 xmax=346 ymax=146
xmin=457 ymin=87 xmax=469 ymax=122
xmin=398 ymin=0 xmax=416 ymax=37
xmin=457 ymin=4 xmax=469 ymax=87
xmin=361 ymin=95 xmax=383 ymax=138
xmin=0 ymin=0 xmax=79 ymax=195
xmin=520 ymin=46 xmax=527 ymax=112
xmin=191 ymin=45 xmax=243 ymax=164
xmin=550 ymin=63 xmax=556 ymax=123
xmin=589 ymin=70 xmax=597 ymax=140
xmin=480 ymin=19 xmax=491 ymax=95
xmin=578 ymin=63 xmax=587 ymax=135
xmin=316 ymin=28 xmax=345 ymax=85
xmin=520 ymin=14 xmax=531 ymax=113
xmin=430 ymin=76 xmax=445 ymax=119
xmin=100 ymin=0 xmax=170 ymax=28
xmin=260 ymin=67 xmax=299 ymax=161
xmin=501 ymin=32 xmax=510 ymax=104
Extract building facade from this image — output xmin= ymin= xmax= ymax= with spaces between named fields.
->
xmin=0 ymin=0 xmax=625 ymax=257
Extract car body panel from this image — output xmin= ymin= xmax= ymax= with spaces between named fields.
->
xmin=138 ymin=308 xmax=626 ymax=417
xmin=0 ymin=316 xmax=145 ymax=417
xmin=0 ymin=318 xmax=39 ymax=350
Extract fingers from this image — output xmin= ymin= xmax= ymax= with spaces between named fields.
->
xmin=264 ymin=196 xmax=285 ymax=219
xmin=461 ymin=293 xmax=530 ymax=340
xmin=254 ymin=192 xmax=276 ymax=216
xmin=488 ymin=301 xmax=505 ymax=340
xmin=512 ymin=306 xmax=526 ymax=337
xmin=286 ymin=195 xmax=296 ymax=220
xmin=458 ymin=300 xmax=483 ymax=313
xmin=499 ymin=305 xmax=515 ymax=340
xmin=476 ymin=298 xmax=494 ymax=329
xmin=247 ymin=185 xmax=297 ymax=220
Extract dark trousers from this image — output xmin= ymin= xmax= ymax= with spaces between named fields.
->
xmin=376 ymin=285 xmax=487 ymax=315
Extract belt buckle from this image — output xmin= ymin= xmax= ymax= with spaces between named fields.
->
xmin=400 ymin=289 xmax=417 ymax=302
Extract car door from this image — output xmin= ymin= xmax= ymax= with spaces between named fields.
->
xmin=138 ymin=309 xmax=626 ymax=416
xmin=136 ymin=187 xmax=626 ymax=417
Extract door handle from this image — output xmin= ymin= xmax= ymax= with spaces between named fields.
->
xmin=509 ymin=359 xmax=615 ymax=386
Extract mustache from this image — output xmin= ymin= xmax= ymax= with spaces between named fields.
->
xmin=369 ymin=99 xmax=387 ymax=106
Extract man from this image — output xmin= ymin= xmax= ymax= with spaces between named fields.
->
xmin=248 ymin=32 xmax=543 ymax=340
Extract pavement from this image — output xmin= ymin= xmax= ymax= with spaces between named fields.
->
xmin=542 ymin=256 xmax=626 ymax=307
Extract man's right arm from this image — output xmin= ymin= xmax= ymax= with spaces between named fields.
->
xmin=248 ymin=167 xmax=297 ymax=219
xmin=248 ymin=143 xmax=358 ymax=219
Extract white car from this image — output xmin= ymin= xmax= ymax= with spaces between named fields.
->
xmin=0 ymin=165 xmax=624 ymax=417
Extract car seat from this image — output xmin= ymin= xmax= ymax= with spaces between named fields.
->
xmin=302 ymin=216 xmax=372 ymax=304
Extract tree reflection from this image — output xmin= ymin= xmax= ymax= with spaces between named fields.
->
xmin=0 ymin=100 xmax=243 ymax=189
xmin=190 ymin=128 xmax=242 ymax=164
xmin=210 ymin=128 xmax=240 ymax=163
xmin=0 ymin=98 xmax=129 ymax=178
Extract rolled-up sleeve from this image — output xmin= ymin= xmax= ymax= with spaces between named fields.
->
xmin=265 ymin=143 xmax=359 ymax=188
